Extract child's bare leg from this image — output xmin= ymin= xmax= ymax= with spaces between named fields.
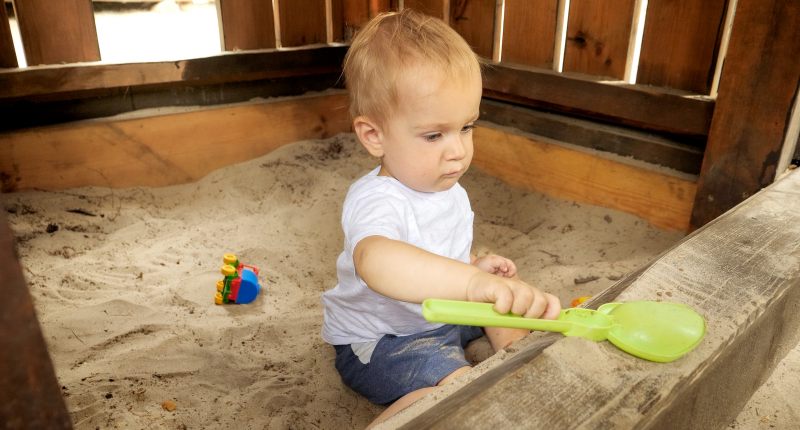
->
xmin=484 ymin=327 xmax=529 ymax=351
xmin=367 ymin=366 xmax=471 ymax=428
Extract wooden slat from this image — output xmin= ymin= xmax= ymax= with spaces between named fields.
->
xmin=331 ymin=0 xmax=344 ymax=42
xmin=472 ymin=125 xmax=696 ymax=231
xmin=637 ymin=0 xmax=727 ymax=94
xmin=279 ymin=0 xmax=327 ymax=47
xmin=449 ymin=0 xmax=495 ymax=58
xmin=500 ymin=0 xmax=557 ymax=68
xmin=0 ymin=93 xmax=351 ymax=191
xmin=13 ymin=0 xmax=100 ymax=66
xmin=482 ymin=62 xmax=715 ymax=137
xmin=0 ymin=3 xmax=17 ymax=68
xmin=479 ymin=99 xmax=704 ymax=174
xmin=563 ymin=0 xmax=635 ymax=79
xmin=0 ymin=46 xmax=347 ymax=100
xmin=404 ymin=0 xmax=446 ymax=19
xmin=0 ymin=212 xmax=73 ymax=428
xmin=690 ymin=0 xmax=800 ymax=229
xmin=217 ymin=0 xmax=276 ymax=50
xmin=393 ymin=168 xmax=800 ymax=430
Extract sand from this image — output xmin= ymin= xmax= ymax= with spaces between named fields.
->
xmin=4 ymin=133 xmax=692 ymax=428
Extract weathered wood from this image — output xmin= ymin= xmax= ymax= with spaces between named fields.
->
xmin=500 ymin=0 xmax=557 ymax=68
xmin=391 ymin=167 xmax=800 ymax=430
xmin=563 ymin=0 xmax=635 ymax=79
xmin=449 ymin=0 xmax=494 ymax=59
xmin=0 ymin=2 xmax=17 ymax=68
xmin=690 ymin=0 xmax=800 ymax=229
xmin=0 ymin=45 xmax=347 ymax=100
xmin=279 ymin=0 xmax=327 ymax=47
xmin=482 ymin=62 xmax=715 ymax=137
xmin=0 ymin=212 xmax=73 ymax=429
xmin=331 ymin=0 xmax=344 ymax=42
xmin=13 ymin=0 xmax=100 ymax=66
xmin=479 ymin=99 xmax=704 ymax=174
xmin=637 ymin=0 xmax=727 ymax=94
xmin=472 ymin=125 xmax=696 ymax=231
xmin=0 ymin=93 xmax=351 ymax=191
xmin=218 ymin=0 xmax=277 ymax=50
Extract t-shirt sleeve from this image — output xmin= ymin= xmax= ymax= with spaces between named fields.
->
xmin=342 ymin=193 xmax=408 ymax=256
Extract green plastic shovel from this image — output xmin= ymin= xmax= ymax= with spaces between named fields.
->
xmin=422 ymin=299 xmax=706 ymax=363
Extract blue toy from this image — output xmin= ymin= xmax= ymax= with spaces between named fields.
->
xmin=214 ymin=253 xmax=262 ymax=305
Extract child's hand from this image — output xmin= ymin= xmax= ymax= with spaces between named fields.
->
xmin=465 ymin=271 xmax=561 ymax=320
xmin=472 ymin=254 xmax=517 ymax=278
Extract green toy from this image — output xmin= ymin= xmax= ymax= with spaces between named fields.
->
xmin=422 ymin=299 xmax=706 ymax=363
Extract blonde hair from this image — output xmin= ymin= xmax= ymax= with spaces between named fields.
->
xmin=343 ymin=9 xmax=481 ymax=125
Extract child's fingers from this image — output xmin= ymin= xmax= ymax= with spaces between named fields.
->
xmin=540 ymin=293 xmax=563 ymax=320
xmin=521 ymin=288 xmax=548 ymax=318
xmin=510 ymin=284 xmax=535 ymax=315
xmin=490 ymin=286 xmax=514 ymax=314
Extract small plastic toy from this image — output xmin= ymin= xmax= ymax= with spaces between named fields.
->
xmin=214 ymin=253 xmax=261 ymax=305
xmin=571 ymin=296 xmax=591 ymax=307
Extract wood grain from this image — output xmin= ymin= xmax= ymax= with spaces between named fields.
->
xmin=279 ymin=0 xmax=327 ymax=47
xmin=449 ymin=0 xmax=495 ymax=58
xmin=0 ymin=93 xmax=351 ymax=191
xmin=637 ymin=0 xmax=727 ymax=94
xmin=0 ymin=3 xmax=17 ymax=68
xmin=500 ymin=0 xmax=557 ymax=68
xmin=218 ymin=0 xmax=277 ymax=50
xmin=563 ymin=0 xmax=635 ymax=79
xmin=472 ymin=125 xmax=696 ymax=231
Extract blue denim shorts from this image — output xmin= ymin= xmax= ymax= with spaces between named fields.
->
xmin=333 ymin=324 xmax=484 ymax=405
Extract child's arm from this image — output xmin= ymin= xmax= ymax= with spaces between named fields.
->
xmin=354 ymin=236 xmax=560 ymax=319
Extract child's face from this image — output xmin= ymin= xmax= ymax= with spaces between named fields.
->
xmin=376 ymin=66 xmax=482 ymax=193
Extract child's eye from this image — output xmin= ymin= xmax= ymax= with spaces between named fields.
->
xmin=423 ymin=133 xmax=442 ymax=142
xmin=461 ymin=124 xmax=475 ymax=134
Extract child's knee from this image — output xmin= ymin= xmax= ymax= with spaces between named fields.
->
xmin=437 ymin=365 xmax=471 ymax=386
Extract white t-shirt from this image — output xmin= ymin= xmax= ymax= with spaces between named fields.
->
xmin=321 ymin=166 xmax=474 ymax=346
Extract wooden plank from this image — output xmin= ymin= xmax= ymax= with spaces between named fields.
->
xmin=563 ymin=0 xmax=635 ymax=79
xmin=393 ymin=167 xmax=800 ymax=429
xmin=404 ymin=0 xmax=446 ymax=19
xmin=13 ymin=0 xmax=100 ymax=66
xmin=0 ymin=93 xmax=351 ymax=191
xmin=0 ymin=45 xmax=347 ymax=99
xmin=279 ymin=0 xmax=327 ymax=47
xmin=449 ymin=0 xmax=495 ymax=59
xmin=690 ymin=0 xmax=800 ymax=229
xmin=217 ymin=0 xmax=276 ymax=51
xmin=482 ymin=62 xmax=715 ymax=137
xmin=331 ymin=0 xmax=344 ymax=42
xmin=479 ymin=99 xmax=704 ymax=174
xmin=0 ymin=2 xmax=17 ymax=68
xmin=637 ymin=0 xmax=727 ymax=94
xmin=471 ymin=124 xmax=696 ymax=231
xmin=500 ymin=0 xmax=557 ymax=68
xmin=0 ymin=212 xmax=73 ymax=429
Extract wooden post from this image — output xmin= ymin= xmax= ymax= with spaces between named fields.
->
xmin=217 ymin=0 xmax=277 ymax=50
xmin=279 ymin=0 xmax=327 ymax=47
xmin=12 ymin=0 xmax=100 ymax=66
xmin=0 ymin=3 xmax=18 ymax=68
xmin=0 ymin=213 xmax=73 ymax=429
xmin=690 ymin=0 xmax=800 ymax=229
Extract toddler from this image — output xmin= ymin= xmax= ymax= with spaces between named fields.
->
xmin=321 ymin=9 xmax=561 ymax=427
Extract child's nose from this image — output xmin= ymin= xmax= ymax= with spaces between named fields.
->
xmin=445 ymin=134 xmax=467 ymax=160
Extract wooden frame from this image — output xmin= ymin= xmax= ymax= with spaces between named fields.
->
xmin=385 ymin=167 xmax=800 ymax=429
xmin=12 ymin=0 xmax=100 ymax=66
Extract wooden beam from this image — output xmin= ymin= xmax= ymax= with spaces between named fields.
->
xmin=479 ymin=99 xmax=704 ymax=174
xmin=390 ymin=167 xmax=800 ymax=429
xmin=0 ymin=2 xmax=17 ymax=68
xmin=13 ymin=0 xmax=100 ymax=66
xmin=217 ymin=0 xmax=277 ymax=51
xmin=637 ymin=0 xmax=727 ymax=94
xmin=0 ymin=93 xmax=351 ymax=191
xmin=472 ymin=124 xmax=696 ymax=231
xmin=0 ymin=212 xmax=73 ymax=428
xmin=482 ymin=62 xmax=715 ymax=137
xmin=690 ymin=0 xmax=800 ymax=229
xmin=0 ymin=45 xmax=347 ymax=100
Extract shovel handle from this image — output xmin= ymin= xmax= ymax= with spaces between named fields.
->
xmin=422 ymin=299 xmax=573 ymax=333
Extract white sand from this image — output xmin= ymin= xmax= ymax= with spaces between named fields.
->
xmin=4 ymin=134 xmax=689 ymax=428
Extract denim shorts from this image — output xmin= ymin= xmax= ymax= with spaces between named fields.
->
xmin=333 ymin=324 xmax=484 ymax=405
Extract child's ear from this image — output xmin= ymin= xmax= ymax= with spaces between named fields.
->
xmin=353 ymin=116 xmax=385 ymax=157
